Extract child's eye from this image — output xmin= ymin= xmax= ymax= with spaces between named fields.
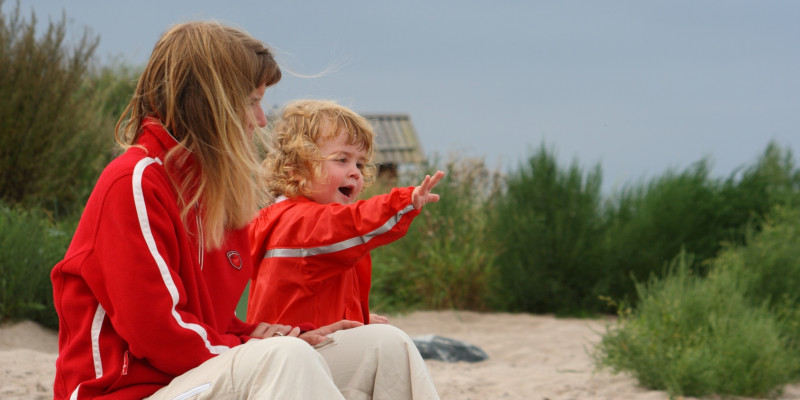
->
xmin=356 ymin=163 xmax=364 ymax=170
xmin=337 ymin=158 xmax=347 ymax=163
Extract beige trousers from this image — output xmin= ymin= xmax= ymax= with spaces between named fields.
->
xmin=146 ymin=324 xmax=439 ymax=400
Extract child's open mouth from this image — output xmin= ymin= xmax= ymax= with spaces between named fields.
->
xmin=338 ymin=186 xmax=353 ymax=198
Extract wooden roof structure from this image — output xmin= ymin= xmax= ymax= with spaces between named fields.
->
xmin=362 ymin=113 xmax=425 ymax=168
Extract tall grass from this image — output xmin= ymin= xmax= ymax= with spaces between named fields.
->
xmin=0 ymin=203 xmax=75 ymax=328
xmin=370 ymin=157 xmax=502 ymax=312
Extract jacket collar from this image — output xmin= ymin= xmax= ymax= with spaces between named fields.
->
xmin=137 ymin=117 xmax=182 ymax=157
xmin=135 ymin=118 xmax=199 ymax=200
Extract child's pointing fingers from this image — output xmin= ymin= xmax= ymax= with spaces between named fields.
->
xmin=412 ymin=170 xmax=445 ymax=209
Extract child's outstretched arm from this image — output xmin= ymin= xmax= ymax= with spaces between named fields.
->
xmin=412 ymin=170 xmax=445 ymax=210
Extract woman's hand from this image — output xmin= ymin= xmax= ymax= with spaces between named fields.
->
xmin=299 ymin=320 xmax=363 ymax=346
xmin=249 ymin=322 xmax=300 ymax=339
xmin=412 ymin=170 xmax=445 ymax=210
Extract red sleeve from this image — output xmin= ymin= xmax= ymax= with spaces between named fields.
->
xmin=80 ymin=165 xmax=245 ymax=376
xmin=265 ymin=187 xmax=421 ymax=282
xmin=227 ymin=315 xmax=258 ymax=341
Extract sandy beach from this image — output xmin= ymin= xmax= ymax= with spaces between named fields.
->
xmin=2 ymin=310 xmax=799 ymax=400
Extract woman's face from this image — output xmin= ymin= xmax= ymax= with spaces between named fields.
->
xmin=247 ymin=83 xmax=268 ymax=134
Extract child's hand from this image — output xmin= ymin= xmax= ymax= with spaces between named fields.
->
xmin=412 ymin=170 xmax=445 ymax=210
xmin=299 ymin=320 xmax=363 ymax=346
xmin=369 ymin=313 xmax=390 ymax=324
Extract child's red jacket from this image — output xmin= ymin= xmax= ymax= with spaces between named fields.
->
xmin=50 ymin=120 xmax=258 ymax=399
xmin=247 ymin=189 xmax=420 ymax=328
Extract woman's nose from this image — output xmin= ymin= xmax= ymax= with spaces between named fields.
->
xmin=256 ymin=109 xmax=268 ymax=128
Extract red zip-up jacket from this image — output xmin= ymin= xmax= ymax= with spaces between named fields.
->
xmin=247 ymin=189 xmax=420 ymax=328
xmin=50 ymin=120 xmax=258 ymax=400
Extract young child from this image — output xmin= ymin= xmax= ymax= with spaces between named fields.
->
xmin=247 ymin=99 xmax=444 ymax=330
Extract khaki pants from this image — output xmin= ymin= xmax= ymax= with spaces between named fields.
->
xmin=146 ymin=324 xmax=439 ymax=400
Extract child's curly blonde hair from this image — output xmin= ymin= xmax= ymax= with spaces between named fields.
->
xmin=265 ymin=99 xmax=377 ymax=198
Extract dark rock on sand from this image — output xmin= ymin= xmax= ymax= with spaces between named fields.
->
xmin=411 ymin=334 xmax=488 ymax=363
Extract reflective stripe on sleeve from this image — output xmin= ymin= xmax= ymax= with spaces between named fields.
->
xmin=265 ymin=204 xmax=416 ymax=258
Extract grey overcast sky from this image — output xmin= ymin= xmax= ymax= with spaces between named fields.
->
xmin=7 ymin=0 xmax=799 ymax=192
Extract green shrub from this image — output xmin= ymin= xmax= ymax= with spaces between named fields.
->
xmin=0 ymin=202 xmax=75 ymax=328
xmin=600 ymin=143 xmax=799 ymax=306
xmin=600 ymin=160 xmax=726 ymax=303
xmin=595 ymin=150 xmax=800 ymax=396
xmin=90 ymin=62 xmax=141 ymax=121
xmin=370 ymin=157 xmax=501 ymax=312
xmin=595 ymin=203 xmax=800 ymax=398
xmin=0 ymin=1 xmax=141 ymax=327
xmin=490 ymin=145 xmax=606 ymax=314
xmin=595 ymin=251 xmax=795 ymax=398
xmin=0 ymin=0 xmax=118 ymax=215
xmin=719 ymin=142 xmax=800 ymax=236
xmin=712 ymin=206 xmax=800 ymax=359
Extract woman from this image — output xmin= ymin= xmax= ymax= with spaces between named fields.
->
xmin=50 ymin=21 xmax=438 ymax=400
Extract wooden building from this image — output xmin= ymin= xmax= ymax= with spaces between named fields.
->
xmin=362 ymin=113 xmax=426 ymax=181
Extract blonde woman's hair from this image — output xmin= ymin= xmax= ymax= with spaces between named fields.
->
xmin=115 ymin=21 xmax=281 ymax=249
xmin=266 ymin=99 xmax=376 ymax=198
